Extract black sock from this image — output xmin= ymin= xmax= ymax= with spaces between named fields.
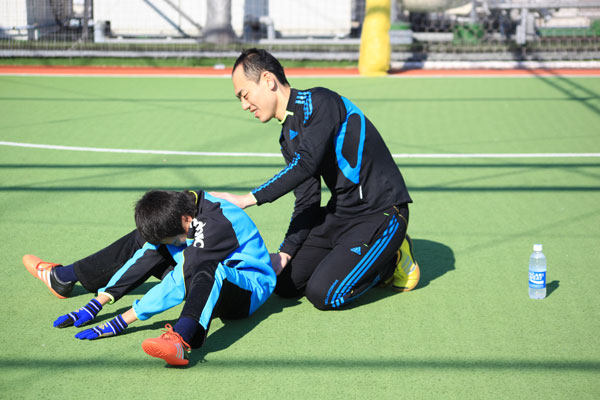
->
xmin=54 ymin=264 xmax=78 ymax=284
xmin=173 ymin=317 xmax=200 ymax=345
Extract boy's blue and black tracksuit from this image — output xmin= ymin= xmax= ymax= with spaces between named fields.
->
xmin=72 ymin=191 xmax=275 ymax=347
xmin=251 ymin=87 xmax=412 ymax=309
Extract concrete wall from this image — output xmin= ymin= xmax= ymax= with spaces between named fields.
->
xmin=0 ymin=0 xmax=69 ymax=39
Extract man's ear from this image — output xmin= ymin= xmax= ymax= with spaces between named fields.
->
xmin=262 ymin=71 xmax=277 ymax=90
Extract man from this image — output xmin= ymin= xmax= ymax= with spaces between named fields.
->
xmin=211 ymin=48 xmax=419 ymax=310
xmin=24 ymin=189 xmax=276 ymax=366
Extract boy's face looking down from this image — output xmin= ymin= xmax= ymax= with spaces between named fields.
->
xmin=160 ymin=215 xmax=193 ymax=246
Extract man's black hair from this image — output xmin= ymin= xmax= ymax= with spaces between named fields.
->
xmin=233 ymin=48 xmax=289 ymax=86
xmin=135 ymin=190 xmax=197 ymax=244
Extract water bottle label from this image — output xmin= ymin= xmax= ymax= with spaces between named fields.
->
xmin=529 ymin=271 xmax=546 ymax=289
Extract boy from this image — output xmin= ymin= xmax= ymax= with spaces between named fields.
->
xmin=24 ymin=189 xmax=276 ymax=366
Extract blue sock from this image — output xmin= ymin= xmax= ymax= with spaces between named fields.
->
xmin=173 ymin=317 xmax=199 ymax=345
xmin=54 ymin=264 xmax=78 ymax=284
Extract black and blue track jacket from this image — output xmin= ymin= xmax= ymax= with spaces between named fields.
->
xmin=251 ymin=87 xmax=412 ymax=257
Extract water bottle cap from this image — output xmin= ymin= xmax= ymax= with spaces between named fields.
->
xmin=533 ymin=244 xmax=542 ymax=252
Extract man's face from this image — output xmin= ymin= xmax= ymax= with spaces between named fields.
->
xmin=232 ymin=66 xmax=278 ymax=123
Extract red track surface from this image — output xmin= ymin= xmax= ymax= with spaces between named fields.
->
xmin=1 ymin=65 xmax=600 ymax=77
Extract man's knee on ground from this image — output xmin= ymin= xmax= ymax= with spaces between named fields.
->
xmin=305 ymin=284 xmax=336 ymax=311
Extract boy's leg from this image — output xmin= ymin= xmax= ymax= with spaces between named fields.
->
xmin=142 ymin=260 xmax=274 ymax=365
xmin=140 ymin=258 xmax=222 ymax=364
xmin=98 ymin=247 xmax=175 ymax=303
xmin=212 ymin=280 xmax=253 ymax=320
xmin=73 ymin=229 xmax=147 ymax=292
xmin=305 ymin=205 xmax=409 ymax=310
xmin=177 ymin=260 xmax=271 ymax=348
xmin=179 ymin=280 xmax=253 ymax=349
xmin=141 ymin=266 xmax=248 ymax=366
xmin=23 ymin=229 xmax=146 ymax=298
xmin=141 ymin=264 xmax=224 ymax=366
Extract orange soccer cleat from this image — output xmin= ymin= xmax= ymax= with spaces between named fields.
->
xmin=142 ymin=324 xmax=191 ymax=366
xmin=22 ymin=254 xmax=74 ymax=299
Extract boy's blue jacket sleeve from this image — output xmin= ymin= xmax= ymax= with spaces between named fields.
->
xmin=132 ymin=262 xmax=186 ymax=320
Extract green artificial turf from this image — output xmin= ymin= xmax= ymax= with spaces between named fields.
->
xmin=0 ymin=75 xmax=599 ymax=399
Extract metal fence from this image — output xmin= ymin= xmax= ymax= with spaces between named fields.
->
xmin=1 ymin=0 xmax=599 ymax=62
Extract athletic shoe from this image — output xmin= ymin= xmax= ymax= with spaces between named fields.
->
xmin=22 ymin=254 xmax=74 ymax=299
xmin=142 ymin=324 xmax=191 ymax=366
xmin=381 ymin=235 xmax=420 ymax=292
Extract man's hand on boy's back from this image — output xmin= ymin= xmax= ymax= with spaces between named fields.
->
xmin=270 ymin=252 xmax=291 ymax=276
xmin=209 ymin=192 xmax=257 ymax=210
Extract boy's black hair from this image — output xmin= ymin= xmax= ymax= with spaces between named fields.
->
xmin=233 ymin=48 xmax=289 ymax=86
xmin=135 ymin=190 xmax=197 ymax=244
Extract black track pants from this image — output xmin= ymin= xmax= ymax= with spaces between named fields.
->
xmin=276 ymin=205 xmax=408 ymax=310
xmin=73 ymin=230 xmax=170 ymax=293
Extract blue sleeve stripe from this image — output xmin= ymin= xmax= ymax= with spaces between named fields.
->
xmin=334 ymin=96 xmax=366 ymax=185
xmin=295 ymin=91 xmax=313 ymax=124
xmin=252 ymin=152 xmax=301 ymax=194
xmin=99 ymin=242 xmax=158 ymax=293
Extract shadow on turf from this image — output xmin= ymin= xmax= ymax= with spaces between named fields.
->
xmin=184 ymin=238 xmax=455 ymax=367
xmin=525 ymin=69 xmax=600 ymax=116
xmin=60 ymin=281 xmax=301 ymax=368
xmin=4 ymin=355 xmax=599 ymax=372
xmin=411 ymin=238 xmax=456 ymax=290
xmin=4 ymin=161 xmax=600 ymax=195
xmin=68 ymin=239 xmax=454 ymax=368
xmin=344 ymin=238 xmax=456 ymax=309
xmin=6 ymin=183 xmax=600 ymax=193
xmin=187 ymin=296 xmax=302 ymax=367
xmin=547 ymin=280 xmax=560 ymax=297
xmin=73 ymin=282 xmax=302 ymax=368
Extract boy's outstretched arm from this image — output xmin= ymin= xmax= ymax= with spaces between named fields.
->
xmin=53 ymin=293 xmax=113 ymax=328
xmin=73 ymin=263 xmax=187 ymax=341
xmin=74 ymin=308 xmax=138 ymax=340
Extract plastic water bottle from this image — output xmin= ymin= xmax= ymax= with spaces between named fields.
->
xmin=528 ymin=244 xmax=546 ymax=299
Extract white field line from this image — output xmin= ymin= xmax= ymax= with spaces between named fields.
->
xmin=0 ymin=141 xmax=281 ymax=158
xmin=1 ymin=141 xmax=599 ymax=159
xmin=0 ymin=73 xmax=233 ymax=78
